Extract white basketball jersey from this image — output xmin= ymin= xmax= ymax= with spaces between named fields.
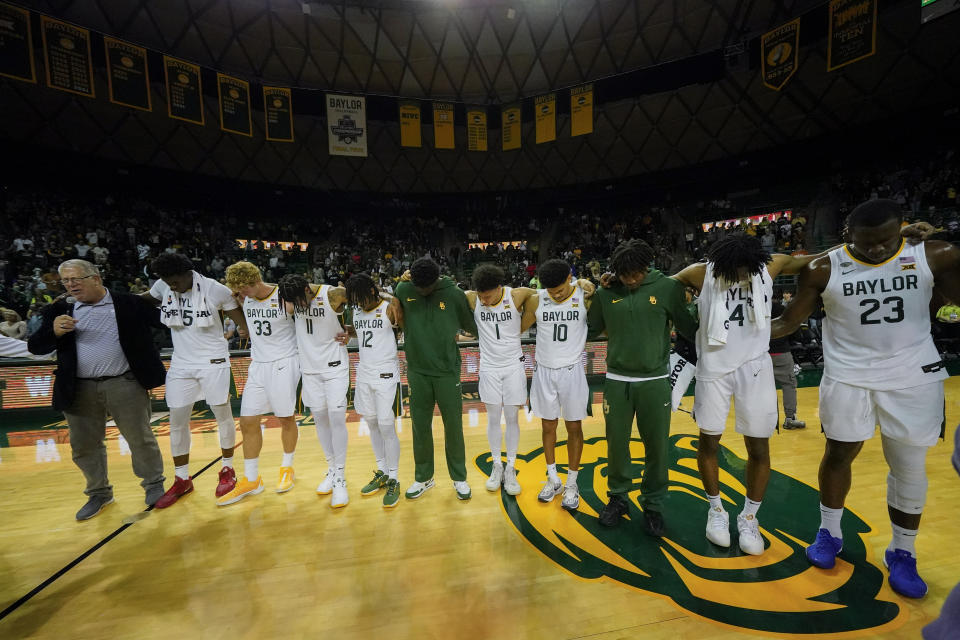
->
xmin=475 ymin=286 xmax=523 ymax=370
xmin=243 ymin=286 xmax=297 ymax=363
xmin=821 ymin=241 xmax=946 ymax=390
xmin=150 ymin=274 xmax=236 ymax=369
xmin=535 ymin=286 xmax=588 ymax=368
xmin=294 ymin=285 xmax=348 ymax=376
xmin=695 ymin=263 xmax=773 ymax=380
xmin=353 ymin=300 xmax=400 ymax=384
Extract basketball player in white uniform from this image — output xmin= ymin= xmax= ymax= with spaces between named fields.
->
xmin=344 ymin=273 xmax=403 ymax=508
xmin=521 ymin=259 xmax=593 ymax=511
xmin=278 ymin=274 xmax=351 ymax=508
xmin=217 ymin=262 xmax=301 ymax=506
xmin=773 ymin=199 xmax=960 ymax=598
xmin=672 ymin=235 xmax=835 ymax=555
xmin=142 ymin=253 xmax=248 ymax=508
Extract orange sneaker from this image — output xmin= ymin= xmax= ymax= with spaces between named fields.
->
xmin=276 ymin=467 xmax=295 ymax=493
xmin=216 ymin=476 xmax=264 ymax=506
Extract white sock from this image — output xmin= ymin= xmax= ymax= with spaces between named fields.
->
xmin=281 ymin=451 xmax=294 ymax=467
xmin=388 ymin=467 xmax=398 ymax=480
xmin=820 ymin=503 xmax=843 ymax=539
xmin=221 ymin=456 xmax=233 ymax=469
xmin=547 ymin=463 xmax=559 ymax=482
xmin=706 ymin=493 xmax=723 ymax=511
xmin=175 ymin=464 xmax=190 ymax=480
xmin=566 ymin=469 xmax=579 ymax=487
xmin=506 ymin=456 xmax=516 ymax=469
xmin=741 ymin=498 xmax=761 ymax=519
xmin=336 ymin=464 xmax=345 ymax=478
xmin=244 ymin=458 xmax=259 ymax=482
xmin=889 ymin=523 xmax=918 ymax=556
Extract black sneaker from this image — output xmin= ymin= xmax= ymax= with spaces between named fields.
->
xmin=76 ymin=495 xmax=114 ymax=521
xmin=644 ymin=509 xmax=665 ymax=537
xmin=783 ymin=417 xmax=806 ymax=430
xmin=598 ymin=494 xmax=629 ymax=527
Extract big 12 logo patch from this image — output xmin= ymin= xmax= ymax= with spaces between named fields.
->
xmin=476 ymin=434 xmax=905 ymax=636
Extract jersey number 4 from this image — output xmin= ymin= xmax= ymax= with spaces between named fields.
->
xmin=859 ymin=296 xmax=904 ymax=325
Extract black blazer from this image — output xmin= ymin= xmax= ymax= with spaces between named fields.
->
xmin=28 ymin=289 xmax=166 ymax=411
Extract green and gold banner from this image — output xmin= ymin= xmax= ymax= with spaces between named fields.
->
xmin=104 ymin=37 xmax=151 ymax=111
xmin=535 ymin=93 xmax=556 ymax=144
xmin=761 ymin=18 xmax=800 ymax=91
xmin=828 ymin=0 xmax=877 ymax=71
xmin=0 ymin=3 xmax=35 ymax=83
xmin=466 ymin=108 xmax=487 ymax=151
xmin=217 ymin=73 xmax=252 ymax=136
xmin=433 ymin=102 xmax=455 ymax=149
xmin=164 ymin=56 xmax=204 ymax=125
xmin=263 ymin=86 xmax=293 ymax=142
xmin=570 ymin=84 xmax=593 ymax=136
xmin=41 ymin=16 xmax=94 ymax=97
xmin=399 ymin=101 xmax=422 ymax=148
xmin=502 ymin=104 xmax=521 ymax=151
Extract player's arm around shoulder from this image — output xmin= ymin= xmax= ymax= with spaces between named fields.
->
xmin=328 ymin=285 xmax=348 ymax=313
xmin=670 ymin=262 xmax=706 ymax=293
xmin=455 ymin=286 xmax=478 ymax=334
xmin=465 ymin=290 xmax=477 ymax=311
xmin=586 ymin=287 xmax=607 ymax=339
xmin=664 ymin=276 xmax=698 ymax=340
xmin=772 ymin=256 xmax=831 ymax=338
xmin=926 ymin=240 xmax=960 ymax=304
xmin=520 ymin=293 xmax=540 ymax=332
xmin=768 ymin=245 xmax=841 ymax=278
xmin=511 ymin=286 xmax=536 ymax=310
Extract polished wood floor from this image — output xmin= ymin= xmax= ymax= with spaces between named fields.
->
xmin=1 ymin=380 xmax=958 ymax=639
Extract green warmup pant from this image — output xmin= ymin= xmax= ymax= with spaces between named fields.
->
xmin=407 ymin=370 xmax=467 ymax=482
xmin=603 ymin=377 xmax=672 ymax=511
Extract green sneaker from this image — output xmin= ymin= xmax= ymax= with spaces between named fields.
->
xmin=383 ymin=479 xmax=400 ymax=509
xmin=361 ymin=470 xmax=387 ymax=496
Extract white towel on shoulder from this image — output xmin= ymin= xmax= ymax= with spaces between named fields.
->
xmin=703 ymin=268 xmax=769 ymax=346
xmin=160 ymin=270 xmax=216 ymax=329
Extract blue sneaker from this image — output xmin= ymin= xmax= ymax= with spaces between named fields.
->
xmin=884 ymin=549 xmax=928 ymax=598
xmin=806 ymin=528 xmax=843 ymax=569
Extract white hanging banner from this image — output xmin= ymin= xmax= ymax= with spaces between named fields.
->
xmin=326 ymin=93 xmax=367 ymax=157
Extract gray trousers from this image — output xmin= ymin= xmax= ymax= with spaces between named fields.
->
xmin=770 ymin=352 xmax=797 ymax=418
xmin=64 ymin=373 xmax=165 ymax=501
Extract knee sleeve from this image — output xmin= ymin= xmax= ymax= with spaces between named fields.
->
xmin=210 ymin=403 xmax=236 ymax=450
xmin=486 ymin=404 xmax=503 ymax=456
xmin=168 ymin=405 xmax=193 ymax=457
xmin=882 ymin=435 xmax=929 ymax=515
xmin=313 ymin=408 xmax=333 ymax=463
xmin=328 ymin=407 xmax=348 ymax=467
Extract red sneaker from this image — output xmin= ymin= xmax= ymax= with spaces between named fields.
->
xmin=154 ymin=476 xmax=194 ymax=509
xmin=216 ymin=466 xmax=237 ymax=497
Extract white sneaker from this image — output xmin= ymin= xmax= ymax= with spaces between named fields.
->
xmin=331 ymin=476 xmax=349 ymax=509
xmin=737 ymin=513 xmax=765 ymax=555
xmin=454 ymin=480 xmax=472 ymax=500
xmin=537 ymin=478 xmax=563 ymax=503
xmin=561 ymin=483 xmax=580 ymax=511
xmin=502 ymin=466 xmax=522 ymax=496
xmin=706 ymin=507 xmax=731 ymax=547
xmin=405 ymin=478 xmax=435 ymax=500
xmin=316 ymin=469 xmax=334 ymax=495
xmin=486 ymin=464 xmax=504 ymax=491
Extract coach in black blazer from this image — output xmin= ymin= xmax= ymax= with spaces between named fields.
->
xmin=29 ymin=259 xmax=168 ymax=521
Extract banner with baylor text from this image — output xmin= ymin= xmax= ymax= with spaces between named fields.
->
xmin=570 ymin=84 xmax=593 ymax=136
xmin=0 ymin=3 xmax=35 ymax=83
xmin=263 ymin=87 xmax=293 ymax=142
xmin=433 ymin=102 xmax=455 ymax=149
xmin=41 ymin=16 xmax=94 ymax=97
xmin=761 ymin=18 xmax=800 ymax=91
xmin=502 ymin=104 xmax=521 ymax=151
xmin=217 ymin=73 xmax=252 ymax=136
xmin=535 ymin=93 xmax=556 ymax=144
xmin=466 ymin=109 xmax=487 ymax=151
xmin=399 ymin=102 xmax=422 ymax=148
xmin=164 ymin=56 xmax=204 ymax=125
xmin=327 ymin=94 xmax=367 ymax=157
xmin=828 ymin=0 xmax=877 ymax=71
xmin=104 ymin=37 xmax=151 ymax=111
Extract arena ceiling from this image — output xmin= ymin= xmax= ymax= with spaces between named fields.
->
xmin=2 ymin=0 xmax=959 ymax=193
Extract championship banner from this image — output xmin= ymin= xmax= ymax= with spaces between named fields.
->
xmin=502 ymin=104 xmax=521 ymax=151
xmin=399 ymin=101 xmax=422 ymax=148
xmin=433 ymin=102 xmax=455 ymax=149
xmin=0 ymin=3 xmax=35 ymax=83
xmin=466 ymin=109 xmax=487 ymax=151
xmin=263 ymin=86 xmax=293 ymax=142
xmin=164 ymin=56 xmax=204 ymax=125
xmin=217 ymin=73 xmax=252 ymax=137
xmin=40 ymin=16 xmax=94 ymax=97
xmin=760 ymin=18 xmax=800 ymax=91
xmin=326 ymin=94 xmax=367 ymax=157
xmin=104 ymin=37 xmax=151 ymax=111
xmin=535 ymin=93 xmax=556 ymax=144
xmin=827 ymin=0 xmax=877 ymax=72
xmin=570 ymin=84 xmax=593 ymax=137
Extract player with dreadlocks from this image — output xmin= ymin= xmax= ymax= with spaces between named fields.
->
xmin=586 ymin=239 xmax=698 ymax=535
xmin=671 ymin=232 xmax=837 ymax=554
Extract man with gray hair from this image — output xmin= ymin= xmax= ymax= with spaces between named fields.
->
xmin=28 ymin=259 xmax=168 ymax=521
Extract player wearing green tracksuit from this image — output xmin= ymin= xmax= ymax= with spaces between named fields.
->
xmin=393 ymin=259 xmax=478 ymax=501
xmin=587 ymin=240 xmax=698 ymax=535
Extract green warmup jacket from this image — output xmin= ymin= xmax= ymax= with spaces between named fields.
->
xmin=587 ymin=269 xmax=698 ymax=378
xmin=395 ymin=277 xmax=478 ymax=376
